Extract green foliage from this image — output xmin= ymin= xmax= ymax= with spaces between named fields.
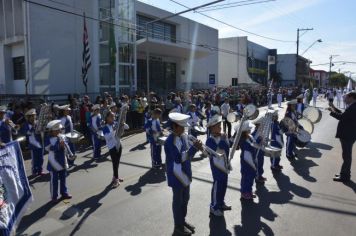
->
xmin=329 ymin=73 xmax=348 ymax=87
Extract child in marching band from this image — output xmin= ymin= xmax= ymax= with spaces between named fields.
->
xmin=0 ymin=105 xmax=19 ymax=145
xmin=270 ymin=110 xmax=284 ymax=171
xmin=187 ymin=104 xmax=200 ymax=138
xmin=147 ymin=108 xmax=163 ymax=169
xmin=45 ymin=120 xmax=72 ymax=203
xmin=103 ymin=112 xmax=125 ymax=188
xmin=59 ymin=105 xmax=76 ymax=167
xmin=238 ymin=121 xmax=257 ymax=200
xmin=90 ymin=104 xmax=102 ymax=159
xmin=251 ymin=117 xmax=267 ymax=184
xmin=22 ymin=108 xmax=45 ymax=176
xmin=206 ymin=115 xmax=232 ymax=217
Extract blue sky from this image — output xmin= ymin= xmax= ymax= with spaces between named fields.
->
xmin=139 ymin=0 xmax=356 ymax=78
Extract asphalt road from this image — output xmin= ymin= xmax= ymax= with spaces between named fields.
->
xmin=16 ymin=99 xmax=356 ymax=236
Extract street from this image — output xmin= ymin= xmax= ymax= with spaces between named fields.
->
xmin=16 ymin=99 xmax=356 ymax=236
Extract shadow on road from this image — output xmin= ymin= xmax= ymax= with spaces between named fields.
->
xmin=209 ymin=215 xmax=232 ymax=236
xmin=60 ymin=184 xmax=113 ymax=236
xmin=290 ymin=158 xmax=318 ymax=182
xmin=310 ymin=142 xmax=333 ymax=150
xmin=343 ymin=180 xmax=356 ymax=194
xmin=17 ymin=201 xmax=58 ymax=235
xmin=274 ymin=172 xmax=312 ymax=199
xmin=129 ymin=142 xmax=148 ymax=152
xmin=125 ymin=169 xmax=166 ymax=196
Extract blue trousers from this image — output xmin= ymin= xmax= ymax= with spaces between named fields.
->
xmin=31 ymin=148 xmax=44 ymax=174
xmin=91 ymin=133 xmax=101 ymax=159
xmin=150 ymin=143 xmax=162 ymax=167
xmin=241 ymin=171 xmax=256 ymax=194
xmin=50 ymin=170 xmax=68 ymax=199
xmin=256 ymin=151 xmax=264 ymax=178
xmin=172 ymin=186 xmax=190 ymax=226
xmin=211 ymin=177 xmax=227 ymax=210
xmin=270 ymin=157 xmax=281 ymax=167
xmin=286 ymin=134 xmax=296 ymax=157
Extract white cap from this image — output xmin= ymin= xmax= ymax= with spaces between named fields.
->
xmin=92 ymin=104 xmax=100 ymax=111
xmin=174 ymin=97 xmax=181 ymax=102
xmin=296 ymin=94 xmax=304 ymax=99
xmin=169 ymin=112 xmax=190 ymax=127
xmin=58 ymin=104 xmax=71 ymax=110
xmin=207 ymin=115 xmax=222 ymax=128
xmin=235 ymin=120 xmax=255 ymax=132
xmin=46 ymin=120 xmax=63 ymax=131
xmin=211 ymin=106 xmax=221 ymax=114
xmin=109 ymin=103 xmax=116 ymax=109
xmin=0 ymin=105 xmax=7 ymax=112
xmin=287 ymin=99 xmax=297 ymax=105
xmin=25 ymin=108 xmax=36 ymax=116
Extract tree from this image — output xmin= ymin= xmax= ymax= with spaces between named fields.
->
xmin=329 ymin=72 xmax=348 ymax=87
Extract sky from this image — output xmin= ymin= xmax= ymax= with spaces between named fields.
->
xmin=138 ymin=0 xmax=356 ymax=79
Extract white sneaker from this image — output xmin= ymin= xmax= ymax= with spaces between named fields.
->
xmin=210 ymin=208 xmax=224 ymax=217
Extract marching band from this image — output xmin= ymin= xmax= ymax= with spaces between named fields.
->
xmin=0 ymin=87 xmax=328 ymax=236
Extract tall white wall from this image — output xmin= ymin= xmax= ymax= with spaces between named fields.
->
xmin=218 ymin=37 xmax=256 ymax=86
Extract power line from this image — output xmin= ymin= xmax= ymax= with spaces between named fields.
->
xmin=168 ymin=0 xmax=294 ymax=43
xmin=23 ymin=0 xmax=250 ymax=58
xmin=197 ymin=0 xmax=276 ymax=13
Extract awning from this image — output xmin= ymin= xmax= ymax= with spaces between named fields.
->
xmin=136 ymin=38 xmax=212 ymax=59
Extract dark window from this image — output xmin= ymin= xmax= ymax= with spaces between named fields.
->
xmin=136 ymin=15 xmax=176 ymax=43
xmin=232 ymin=78 xmax=238 ymax=86
xmin=13 ymin=56 xmax=25 ymax=80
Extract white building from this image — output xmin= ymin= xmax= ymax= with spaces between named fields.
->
xmin=0 ymin=0 xmax=218 ymax=95
xmin=218 ymin=36 xmax=277 ymax=87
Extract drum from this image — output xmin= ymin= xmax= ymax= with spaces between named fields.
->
xmin=96 ymin=130 xmax=105 ymax=140
xmin=193 ymin=125 xmax=207 ymax=135
xmin=298 ymin=118 xmax=314 ymax=134
xmin=280 ymin=117 xmax=296 ymax=133
xmin=244 ymin=104 xmax=259 ymax=120
xmin=227 ymin=112 xmax=240 ymax=123
xmin=263 ymin=145 xmax=282 ymax=158
xmin=296 ymin=129 xmax=311 ymax=147
xmin=157 ymin=136 xmax=167 ymax=145
xmin=303 ymin=107 xmax=322 ymax=123
xmin=65 ymin=130 xmax=83 ymax=143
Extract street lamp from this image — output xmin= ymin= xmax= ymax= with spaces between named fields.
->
xmin=301 ymin=39 xmax=322 ymax=56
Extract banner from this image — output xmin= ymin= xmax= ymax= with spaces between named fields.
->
xmin=0 ymin=141 xmax=33 ymax=236
xmin=268 ymin=55 xmax=276 ymax=65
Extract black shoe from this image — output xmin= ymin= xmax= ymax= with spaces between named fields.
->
xmin=221 ymin=204 xmax=232 ymax=211
xmin=184 ymin=222 xmax=195 ymax=233
xmin=174 ymin=225 xmax=192 ymax=236
xmin=333 ymin=176 xmax=350 ymax=182
xmin=286 ymin=155 xmax=295 ymax=161
xmin=335 ymin=174 xmax=340 ymax=177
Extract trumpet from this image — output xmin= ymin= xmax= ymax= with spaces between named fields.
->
xmin=58 ymin=134 xmax=77 ymax=161
xmin=188 ymin=135 xmax=232 ymax=173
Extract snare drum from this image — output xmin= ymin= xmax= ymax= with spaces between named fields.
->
xmin=296 ymin=129 xmax=311 ymax=148
xmin=298 ymin=118 xmax=314 ymax=134
xmin=65 ymin=130 xmax=83 ymax=143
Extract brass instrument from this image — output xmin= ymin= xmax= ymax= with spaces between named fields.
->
xmin=58 ymin=134 xmax=76 ymax=161
xmin=229 ymin=104 xmax=257 ymax=162
xmin=36 ymin=104 xmax=52 ymax=148
xmin=188 ymin=135 xmax=231 ymax=173
xmin=114 ymin=103 xmax=129 ymax=151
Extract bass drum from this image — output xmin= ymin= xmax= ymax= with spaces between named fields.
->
xmin=296 ymin=129 xmax=311 ymax=148
xmin=280 ymin=117 xmax=296 ymax=133
xmin=298 ymin=118 xmax=314 ymax=134
xmin=244 ymin=104 xmax=259 ymax=120
xmin=303 ymin=107 xmax=322 ymax=123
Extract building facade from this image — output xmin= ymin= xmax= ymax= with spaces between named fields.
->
xmin=0 ymin=0 xmax=218 ymax=95
xmin=277 ymin=54 xmax=311 ymax=87
xmin=218 ymin=36 xmax=277 ymax=87
xmin=309 ymin=69 xmax=328 ymax=87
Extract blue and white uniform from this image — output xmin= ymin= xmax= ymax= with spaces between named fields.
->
xmin=175 ymin=103 xmax=183 ymax=114
xmin=270 ymin=120 xmax=284 ymax=167
xmin=90 ymin=114 xmax=102 ymax=159
xmin=103 ymin=122 xmax=123 ymax=180
xmin=148 ymin=118 xmax=162 ymax=168
xmin=60 ymin=115 xmax=75 ymax=164
xmin=252 ymin=130 xmax=264 ymax=179
xmin=239 ymin=135 xmax=257 ymax=195
xmin=285 ymin=110 xmax=299 ymax=158
xmin=277 ymin=92 xmax=283 ymax=107
xmin=206 ymin=135 xmax=229 ymax=211
xmin=45 ymin=136 xmax=69 ymax=200
xmin=164 ymin=133 xmax=198 ymax=227
xmin=187 ymin=111 xmax=200 ymax=138
xmin=22 ymin=122 xmax=44 ymax=174
xmin=296 ymin=102 xmax=305 ymax=115
xmin=0 ymin=119 xmax=15 ymax=144
xmin=235 ymin=103 xmax=244 ymax=117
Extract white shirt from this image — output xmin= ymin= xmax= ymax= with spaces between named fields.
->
xmin=277 ymin=93 xmax=283 ymax=102
xmin=220 ymin=103 xmax=230 ymax=117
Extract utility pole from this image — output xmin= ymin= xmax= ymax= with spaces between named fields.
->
xmin=296 ymin=28 xmax=313 ymax=86
xmin=329 ymin=54 xmax=339 ymax=87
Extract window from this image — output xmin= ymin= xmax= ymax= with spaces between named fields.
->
xmin=99 ymin=44 xmax=110 ymax=64
xmin=119 ymin=43 xmax=133 ymax=63
xmin=232 ymin=78 xmax=238 ymax=86
xmin=13 ymin=56 xmax=25 ymax=80
xmin=100 ymin=65 xmax=115 ymax=86
xmin=136 ymin=15 xmax=176 ymax=43
xmin=119 ymin=65 xmax=133 ymax=85
xmin=99 ymin=22 xmax=111 ymax=42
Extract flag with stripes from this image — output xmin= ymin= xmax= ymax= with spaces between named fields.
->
xmin=82 ymin=13 xmax=91 ymax=87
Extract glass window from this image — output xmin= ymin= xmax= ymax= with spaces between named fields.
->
xmin=100 ymin=44 xmax=109 ymax=64
xmin=99 ymin=22 xmax=111 ymax=42
xmin=119 ymin=65 xmax=133 ymax=85
xmin=136 ymin=15 xmax=176 ymax=43
xmin=13 ymin=56 xmax=25 ymax=80
xmin=119 ymin=43 xmax=133 ymax=64
xmin=100 ymin=65 xmax=115 ymax=86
